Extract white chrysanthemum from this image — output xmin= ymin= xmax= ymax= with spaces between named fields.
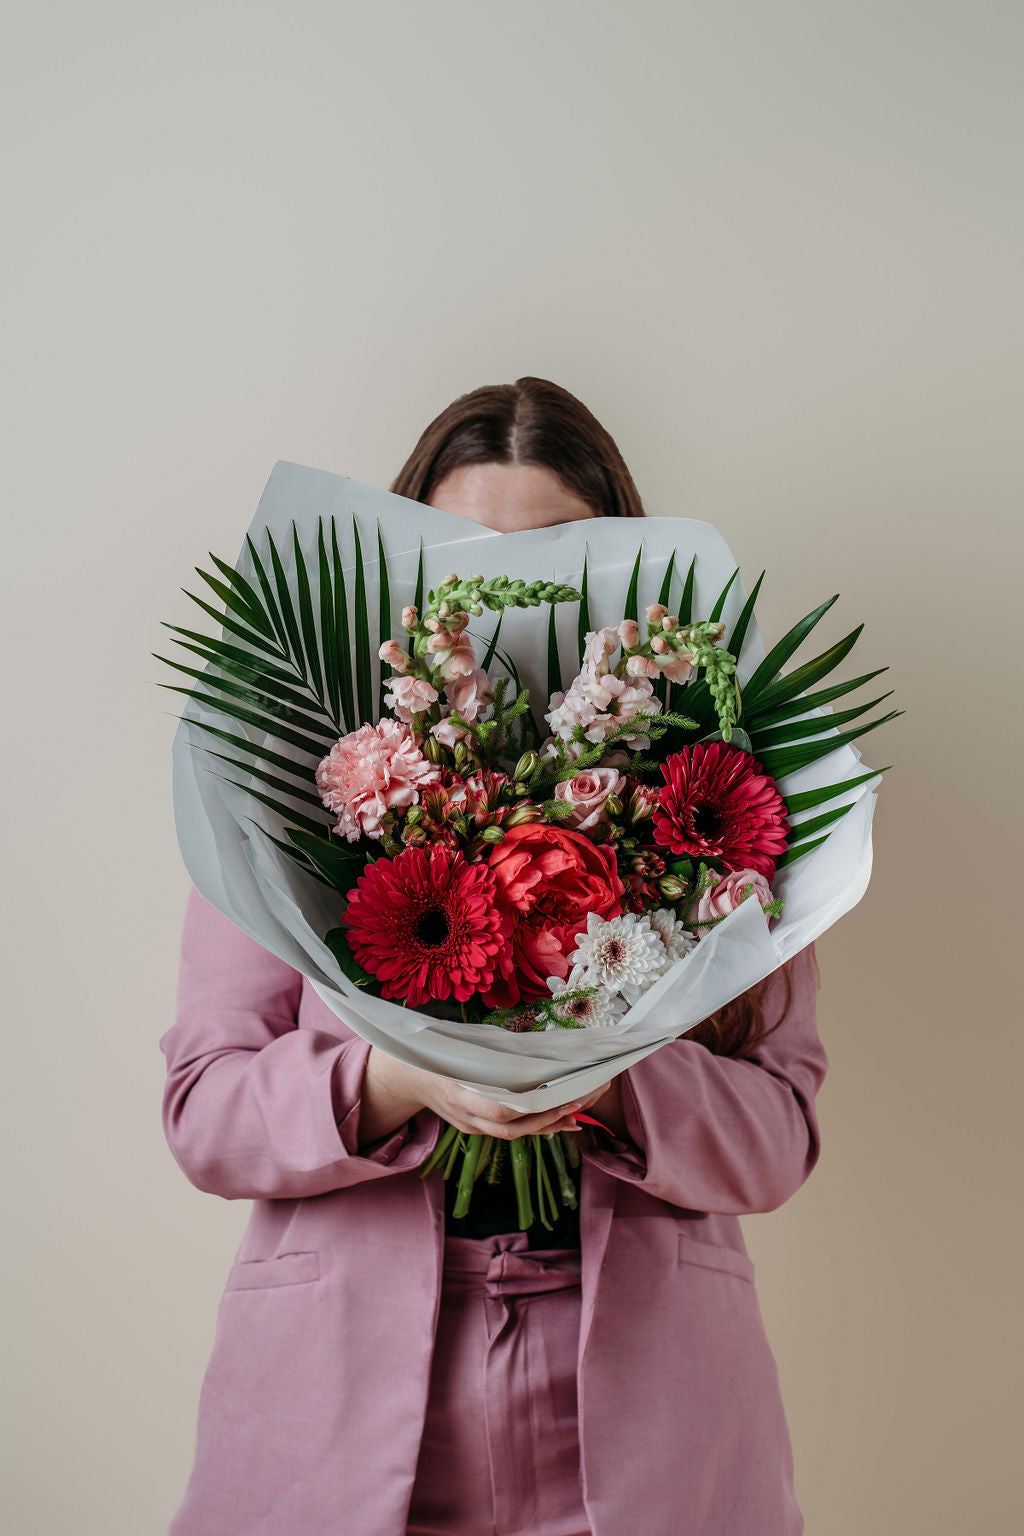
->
xmin=649 ymin=907 xmax=699 ymax=965
xmin=544 ymin=969 xmax=628 ymax=1030
xmin=565 ymin=911 xmax=669 ymax=1005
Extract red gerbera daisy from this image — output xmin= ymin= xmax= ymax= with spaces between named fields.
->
xmin=651 ymin=741 xmax=789 ymax=881
xmin=343 ymin=845 xmax=513 ymax=1008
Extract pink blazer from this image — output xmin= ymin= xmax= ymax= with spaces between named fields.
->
xmin=160 ymin=885 xmax=827 ymax=1536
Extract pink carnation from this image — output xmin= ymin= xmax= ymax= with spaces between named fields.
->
xmin=689 ymin=868 xmax=778 ymax=932
xmin=553 ymin=767 xmax=626 ymax=830
xmin=315 ymin=720 xmax=440 ymax=841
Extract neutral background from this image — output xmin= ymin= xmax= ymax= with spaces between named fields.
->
xmin=3 ymin=3 xmax=1020 ymax=1532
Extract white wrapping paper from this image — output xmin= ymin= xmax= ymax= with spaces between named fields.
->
xmin=171 ymin=460 xmax=879 ymax=1109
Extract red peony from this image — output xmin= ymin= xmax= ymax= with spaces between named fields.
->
xmin=344 ymin=845 xmax=512 ymax=1008
xmin=652 ymin=741 xmax=789 ymax=881
xmin=480 ymin=823 xmax=624 ymax=1007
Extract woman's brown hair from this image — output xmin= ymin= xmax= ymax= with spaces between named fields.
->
xmin=391 ymin=375 xmax=815 ymax=1058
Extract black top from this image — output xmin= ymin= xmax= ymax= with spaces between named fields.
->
xmin=442 ymin=1145 xmax=582 ymax=1248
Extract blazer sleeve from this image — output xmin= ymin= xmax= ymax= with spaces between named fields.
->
xmin=159 ymin=885 xmax=442 ymax=1201
xmin=579 ymin=941 xmax=828 ymax=1214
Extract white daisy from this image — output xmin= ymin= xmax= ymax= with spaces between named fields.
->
xmin=565 ymin=911 xmax=669 ymax=1005
xmin=649 ymin=907 xmax=699 ymax=965
xmin=544 ymin=969 xmax=627 ymax=1030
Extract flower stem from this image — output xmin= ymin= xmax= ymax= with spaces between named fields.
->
xmin=419 ymin=1120 xmax=459 ymax=1179
xmin=533 ymin=1135 xmax=555 ymax=1229
xmin=452 ymin=1133 xmax=484 ymax=1218
xmin=547 ymin=1132 xmax=578 ymax=1208
xmin=510 ymin=1138 xmax=534 ymax=1229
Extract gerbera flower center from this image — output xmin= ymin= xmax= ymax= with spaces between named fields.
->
xmin=693 ymin=802 xmax=723 ymax=837
xmin=416 ymin=907 xmax=451 ymax=947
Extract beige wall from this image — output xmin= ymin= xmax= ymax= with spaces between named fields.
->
xmin=3 ymin=3 xmax=1020 ymax=1531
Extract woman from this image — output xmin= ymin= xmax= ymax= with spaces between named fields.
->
xmin=160 ymin=376 xmax=827 ymax=1536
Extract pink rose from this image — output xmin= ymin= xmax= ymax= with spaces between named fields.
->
xmin=553 ymin=767 xmax=626 ymax=830
xmin=689 ymin=868 xmax=777 ymax=933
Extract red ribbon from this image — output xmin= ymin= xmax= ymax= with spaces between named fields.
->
xmin=571 ymin=1111 xmax=614 ymax=1134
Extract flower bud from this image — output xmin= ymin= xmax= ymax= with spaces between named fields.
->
xmin=480 ymin=825 xmax=505 ymax=843
xmin=645 ymin=603 xmax=669 ymax=626
xmin=422 ymin=735 xmax=445 ymax=764
xmin=513 ymin=751 xmax=538 ymax=782
xmin=505 ymin=803 xmax=539 ymax=827
xmin=605 ymin=793 xmax=624 ymax=818
xmin=404 ymin=806 xmax=423 ymax=827
xmin=381 ymin=835 xmax=402 ymax=856
xmin=401 ymin=604 xmax=418 ymax=630
xmin=657 ymin=874 xmax=687 ymax=900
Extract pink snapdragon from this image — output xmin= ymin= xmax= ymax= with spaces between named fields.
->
xmin=384 ymin=673 xmax=440 ymax=720
xmin=545 ymin=665 xmax=661 ymax=750
xmin=431 ymin=666 xmax=492 ymax=749
xmin=315 ymin=720 xmax=441 ymax=841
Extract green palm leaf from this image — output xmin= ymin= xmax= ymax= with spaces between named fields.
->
xmin=678 ymin=555 xmax=697 ymax=625
xmin=708 ymin=567 xmax=739 ymax=623
xmin=547 ymin=604 xmax=561 ymax=699
xmin=784 ymin=765 xmax=889 ymax=815
xmin=291 ymin=520 xmax=324 ymax=705
xmin=623 ymin=547 xmax=642 ymax=622
xmin=245 ymin=532 xmax=291 ymax=653
xmin=775 ymin=834 xmax=830 ymax=868
xmin=195 ymin=747 xmax=326 ymax=813
xmin=154 ymin=654 xmax=333 ymax=742
xmin=785 ymin=801 xmax=857 ymax=843
xmin=748 ymin=666 xmax=890 ymax=729
xmin=331 ymin=520 xmax=356 ymax=732
xmin=576 ymin=553 xmax=590 ymax=666
xmin=158 ymin=682 xmax=332 ymax=759
xmin=266 ymin=527 xmax=307 ymax=679
xmin=481 ymin=610 xmax=505 ymax=671
xmin=172 ymin=715 xmax=327 ymax=785
xmin=204 ymin=552 xmax=278 ymax=640
xmin=352 ymin=521 xmax=372 ymax=725
xmin=318 ymin=519 xmax=341 ymax=727
xmin=284 ymin=826 xmax=365 ymax=890
xmin=726 ymin=570 xmax=765 ymax=665
xmin=755 ymin=709 xmax=903 ymax=780
xmin=377 ymin=524 xmax=392 ymax=719
xmin=160 ymin=622 xmax=299 ymax=686
xmin=741 ymin=594 xmax=840 ymax=706
xmin=658 ymin=550 xmax=676 ymax=608
xmin=180 ymin=584 xmax=284 ymax=660
xmin=744 ymin=628 xmax=868 ymax=722
xmin=749 ymin=692 xmax=895 ymax=751
xmin=159 ymin=634 xmax=330 ymax=718
xmin=194 ymin=560 xmax=277 ymax=642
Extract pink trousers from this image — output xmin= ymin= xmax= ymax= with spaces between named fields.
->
xmin=406 ymin=1232 xmax=592 ymax=1536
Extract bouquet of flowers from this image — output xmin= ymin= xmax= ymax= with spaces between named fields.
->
xmin=159 ymin=461 xmax=899 ymax=1228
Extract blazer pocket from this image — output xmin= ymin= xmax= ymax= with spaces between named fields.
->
xmin=224 ymin=1250 xmax=320 ymax=1292
xmin=677 ymin=1232 xmax=755 ymax=1283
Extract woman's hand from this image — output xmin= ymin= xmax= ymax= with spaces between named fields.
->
xmin=358 ymin=1045 xmax=612 ymax=1148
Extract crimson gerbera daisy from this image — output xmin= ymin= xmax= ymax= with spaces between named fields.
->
xmin=651 ymin=741 xmax=789 ymax=881
xmin=343 ymin=845 xmax=513 ymax=1008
